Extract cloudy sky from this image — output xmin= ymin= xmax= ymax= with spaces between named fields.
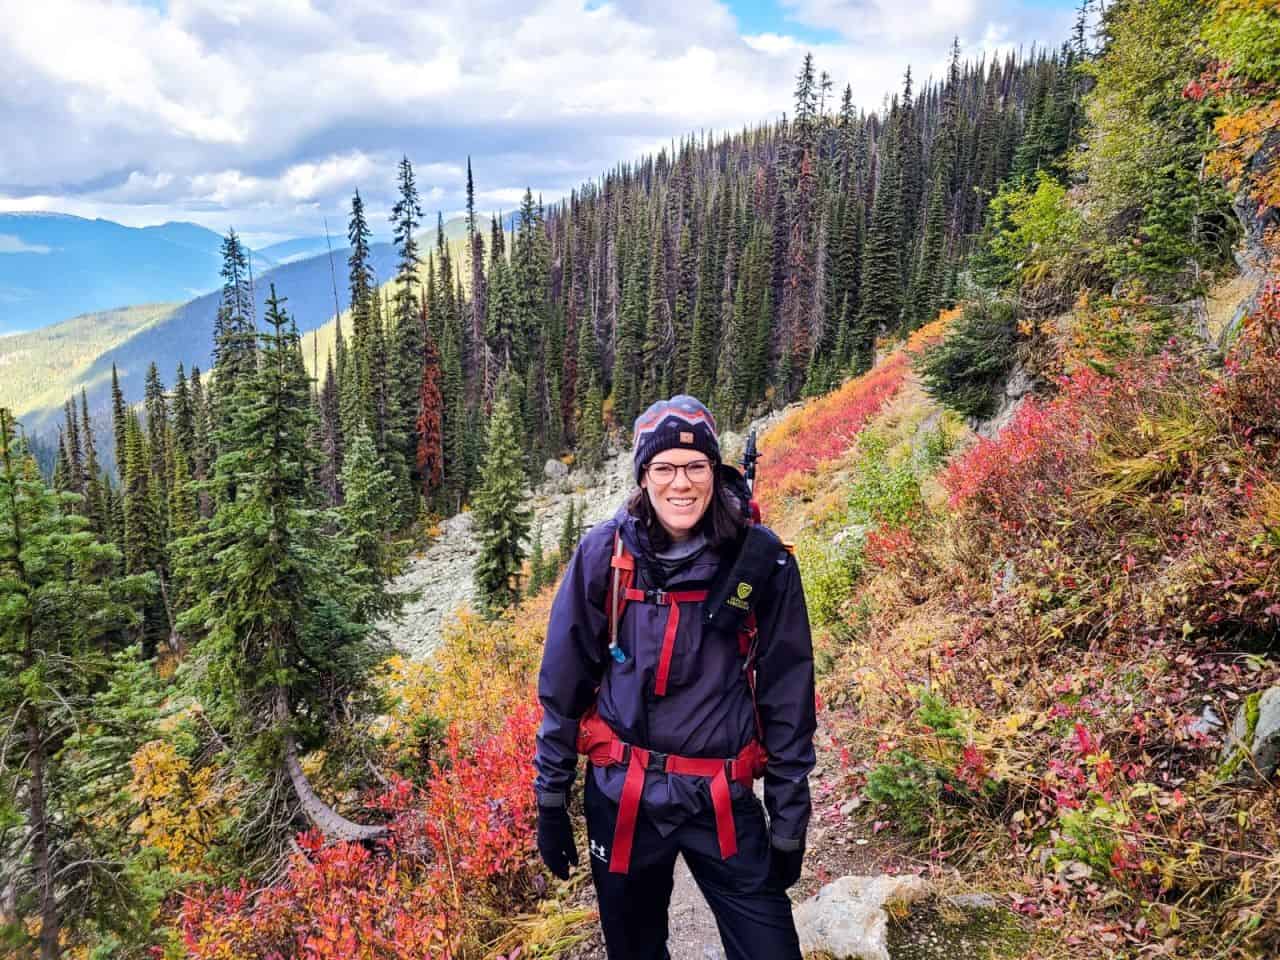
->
xmin=0 ymin=0 xmax=1078 ymax=246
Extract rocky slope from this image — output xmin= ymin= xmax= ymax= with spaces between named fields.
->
xmin=379 ymin=418 xmax=786 ymax=657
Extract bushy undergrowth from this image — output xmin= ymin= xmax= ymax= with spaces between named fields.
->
xmin=174 ymin=597 xmax=557 ymax=958
xmin=807 ymin=285 xmax=1280 ymax=957
xmin=757 ymin=313 xmax=951 ymax=517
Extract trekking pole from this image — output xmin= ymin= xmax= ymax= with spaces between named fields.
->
xmin=741 ymin=429 xmax=762 ymax=523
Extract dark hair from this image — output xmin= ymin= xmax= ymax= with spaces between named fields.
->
xmin=626 ymin=463 xmax=748 ymax=553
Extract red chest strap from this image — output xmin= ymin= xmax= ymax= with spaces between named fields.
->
xmin=622 ymin=587 xmax=709 ymax=696
xmin=609 ymin=533 xmax=754 ymax=701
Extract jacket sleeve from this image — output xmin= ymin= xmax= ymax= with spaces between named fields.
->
xmin=534 ymin=522 xmax=611 ymax=806
xmin=753 ymin=548 xmax=817 ymax=847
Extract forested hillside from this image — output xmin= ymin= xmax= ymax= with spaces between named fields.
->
xmin=2 ymin=0 xmax=1278 ymax=957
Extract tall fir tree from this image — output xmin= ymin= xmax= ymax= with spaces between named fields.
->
xmin=0 ymin=408 xmax=152 ymax=960
xmin=176 ymin=286 xmax=390 ymax=847
xmin=471 ymin=393 xmax=531 ymax=614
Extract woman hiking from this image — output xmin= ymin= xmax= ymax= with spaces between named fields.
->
xmin=534 ymin=395 xmax=816 ymax=960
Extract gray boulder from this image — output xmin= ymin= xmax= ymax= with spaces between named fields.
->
xmin=544 ymin=458 xmax=570 ymax=481
xmin=1222 ymin=686 xmax=1280 ymax=782
xmin=794 ymin=874 xmax=930 ymax=960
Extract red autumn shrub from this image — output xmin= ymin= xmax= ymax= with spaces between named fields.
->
xmin=941 ymin=368 xmax=1108 ymax=539
xmin=180 ymin=703 xmax=542 ymax=959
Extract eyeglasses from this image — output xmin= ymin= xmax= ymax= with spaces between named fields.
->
xmin=644 ymin=459 xmax=713 ymax=485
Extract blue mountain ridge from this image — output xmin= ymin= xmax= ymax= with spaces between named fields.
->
xmin=17 ymin=239 xmax=400 ymax=439
xmin=0 ymin=214 xmax=282 ymax=335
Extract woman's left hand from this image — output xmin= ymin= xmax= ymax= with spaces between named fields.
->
xmin=766 ymin=840 xmax=804 ymax=891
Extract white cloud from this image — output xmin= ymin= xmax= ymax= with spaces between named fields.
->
xmin=0 ymin=234 xmax=53 ymax=254
xmin=0 ymin=0 xmax=1074 ymax=238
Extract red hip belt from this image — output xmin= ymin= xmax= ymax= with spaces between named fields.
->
xmin=577 ymin=707 xmax=768 ymax=873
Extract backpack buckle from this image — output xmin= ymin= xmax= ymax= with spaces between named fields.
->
xmin=646 ymin=751 xmax=669 ymax=771
xmin=645 ymin=588 xmax=669 ymax=605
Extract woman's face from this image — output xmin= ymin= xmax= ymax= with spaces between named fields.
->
xmin=640 ymin=446 xmax=715 ymax=542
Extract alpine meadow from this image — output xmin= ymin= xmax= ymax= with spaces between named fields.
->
xmin=2 ymin=1 xmax=1280 ymax=958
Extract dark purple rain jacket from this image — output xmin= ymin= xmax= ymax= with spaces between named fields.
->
xmin=534 ymin=486 xmax=817 ymax=848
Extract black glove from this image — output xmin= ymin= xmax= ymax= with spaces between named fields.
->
xmin=766 ymin=839 xmax=805 ymax=891
xmin=536 ymin=803 xmax=578 ymax=879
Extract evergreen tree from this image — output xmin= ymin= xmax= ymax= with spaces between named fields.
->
xmin=644 ymin=223 xmax=673 ymax=396
xmin=211 ymin=229 xmax=257 ymax=424
xmin=671 ymin=223 xmax=696 ymax=390
xmin=390 ymin=157 xmax=425 ymax=512
xmin=347 ymin=189 xmax=376 ymax=433
xmin=612 ymin=235 xmax=646 ymax=426
xmin=527 ymin=521 xmax=546 ymax=597
xmin=63 ymin=398 xmax=85 ymax=495
xmin=172 ymin=363 xmax=195 ymax=472
xmin=340 ymin=427 xmax=403 ymax=590
xmin=143 ymin=362 xmax=169 ymax=508
xmin=79 ymin=389 xmax=106 ymax=535
xmin=111 ymin=363 xmax=128 ymax=484
xmin=189 ymin=366 xmax=213 ymax=517
xmin=685 ymin=231 xmax=716 ymax=402
xmin=558 ymin=499 xmax=578 ymax=570
xmin=471 ymin=394 xmax=531 ymax=615
xmin=576 ymin=376 xmax=605 ymax=472
xmin=897 ymin=68 xmax=925 ymax=270
xmin=0 ymin=408 xmax=152 ymax=959
xmin=318 ymin=355 xmax=343 ymax=505
xmin=176 ymin=286 xmax=390 ymax=847
xmin=859 ymin=156 xmax=904 ymax=352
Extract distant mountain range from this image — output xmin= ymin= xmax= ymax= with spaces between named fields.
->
xmin=0 ymin=213 xmax=284 ymax=335
xmin=1 ymin=212 xmax=481 ymax=447
xmin=4 ymin=239 xmax=401 ymax=439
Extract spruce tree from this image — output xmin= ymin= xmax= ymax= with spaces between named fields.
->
xmin=858 ymin=157 xmax=904 ymax=355
xmin=527 ymin=521 xmax=546 ymax=597
xmin=0 ymin=408 xmax=152 ymax=959
xmin=79 ymin=389 xmax=106 ymax=535
xmin=389 ymin=157 xmax=425 ymax=512
xmin=346 ymin=189 xmax=376 ymax=434
xmin=176 ymin=285 xmax=389 ymax=846
xmin=340 ymin=426 xmax=403 ymax=591
xmin=172 ymin=363 xmax=194 ymax=472
xmin=471 ymin=393 xmax=531 ymax=614
xmin=576 ymin=376 xmax=605 ymax=472
xmin=211 ymin=229 xmax=257 ymax=425
xmin=558 ymin=499 xmax=578 ymax=570
xmin=110 ymin=363 xmax=128 ymax=484
xmin=143 ymin=362 xmax=169 ymax=507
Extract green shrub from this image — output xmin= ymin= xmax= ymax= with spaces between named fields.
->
xmin=915 ymin=421 xmax=956 ymax=472
xmin=865 ymin=749 xmax=941 ymax=834
xmin=917 ymin=300 xmax=1020 ymax=419
xmin=848 ymin=433 xmax=924 ymax=526
xmin=797 ymin=536 xmax=864 ymax=630
xmin=971 ymin=172 xmax=1085 ymax=292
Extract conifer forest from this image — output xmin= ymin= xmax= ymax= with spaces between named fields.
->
xmin=3 ymin=0 xmax=1280 ymax=957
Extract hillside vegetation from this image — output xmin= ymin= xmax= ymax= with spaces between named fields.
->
xmin=0 ymin=302 xmax=177 ymax=417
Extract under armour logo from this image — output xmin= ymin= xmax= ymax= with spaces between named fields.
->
xmin=590 ymin=839 xmax=608 ymax=862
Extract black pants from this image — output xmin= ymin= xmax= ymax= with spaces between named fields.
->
xmin=584 ymin=774 xmax=802 ymax=960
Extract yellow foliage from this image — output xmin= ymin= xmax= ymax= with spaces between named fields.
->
xmin=906 ymin=309 xmax=959 ymax=354
xmin=1209 ymin=99 xmax=1280 ymax=214
xmin=128 ymin=740 xmax=234 ymax=874
xmin=377 ymin=593 xmax=554 ymax=759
